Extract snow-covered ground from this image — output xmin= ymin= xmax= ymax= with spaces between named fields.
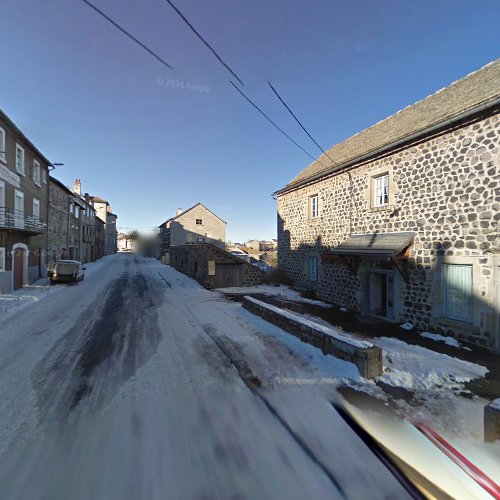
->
xmin=0 ymin=254 xmax=410 ymax=500
xmin=0 ymin=255 xmax=114 ymax=322
xmin=233 ymin=297 xmax=494 ymax=446
xmin=1 ymin=255 xmax=498 ymax=497
xmin=420 ymin=331 xmax=472 ymax=350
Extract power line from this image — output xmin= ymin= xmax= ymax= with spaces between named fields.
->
xmin=163 ymin=0 xmax=244 ymax=86
xmin=229 ymin=81 xmax=322 ymax=164
xmin=80 ymin=0 xmax=172 ymax=70
xmin=268 ymin=81 xmax=336 ymax=165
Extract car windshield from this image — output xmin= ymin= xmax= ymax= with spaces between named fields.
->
xmin=1 ymin=2 xmax=499 ymax=499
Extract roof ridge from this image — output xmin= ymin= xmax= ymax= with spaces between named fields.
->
xmin=281 ymin=58 xmax=500 ymax=190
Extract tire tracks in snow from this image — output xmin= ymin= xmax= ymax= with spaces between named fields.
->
xmin=183 ymin=305 xmax=347 ymax=498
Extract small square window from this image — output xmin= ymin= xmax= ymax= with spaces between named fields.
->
xmin=196 ymin=218 xmax=203 ymax=225
xmin=15 ymin=144 xmax=25 ymax=175
xmin=309 ymin=195 xmax=318 ymax=219
xmin=308 ymin=256 xmax=318 ymax=282
xmin=373 ymin=174 xmax=389 ymax=207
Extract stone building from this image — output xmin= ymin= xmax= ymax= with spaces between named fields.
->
xmin=159 ymin=203 xmax=226 ymax=261
xmin=0 ymin=109 xmax=50 ymax=293
xmin=90 ymin=195 xmax=117 ymax=255
xmin=275 ymin=60 xmax=500 ymax=352
xmin=170 ymin=243 xmax=265 ymax=288
xmin=49 ymin=177 xmax=99 ymax=265
xmin=94 ymin=216 xmax=106 ymax=260
xmin=73 ymin=179 xmax=97 ymax=263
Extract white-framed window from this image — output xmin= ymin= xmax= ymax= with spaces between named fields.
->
xmin=33 ymin=198 xmax=41 ymax=221
xmin=33 ymin=160 xmax=41 ymax=186
xmin=0 ymin=180 xmax=5 ymax=224
xmin=373 ymin=173 xmax=389 ymax=207
xmin=444 ymin=264 xmax=472 ymax=322
xmin=69 ymin=203 xmax=74 ymax=215
xmin=195 ymin=218 xmax=203 ymax=225
xmin=0 ymin=247 xmax=5 ymax=272
xmin=0 ymin=127 xmax=5 ymax=163
xmin=0 ymin=181 xmax=5 ymax=209
xmin=308 ymin=256 xmax=319 ymax=282
xmin=75 ymin=206 xmax=80 ymax=219
xmin=15 ymin=144 xmax=25 ymax=175
xmin=14 ymin=189 xmax=24 ymax=227
xmin=309 ymin=194 xmax=318 ymax=219
xmin=42 ymin=167 xmax=47 ymax=183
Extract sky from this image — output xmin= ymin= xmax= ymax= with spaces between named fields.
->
xmin=0 ymin=0 xmax=498 ymax=242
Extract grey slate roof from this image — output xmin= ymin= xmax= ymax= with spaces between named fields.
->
xmin=159 ymin=202 xmax=227 ymax=227
xmin=282 ymin=59 xmax=500 ymax=191
xmin=329 ymin=232 xmax=415 ymax=258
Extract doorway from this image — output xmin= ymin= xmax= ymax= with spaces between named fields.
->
xmin=367 ymin=271 xmax=395 ymax=320
xmin=13 ymin=247 xmax=26 ymax=290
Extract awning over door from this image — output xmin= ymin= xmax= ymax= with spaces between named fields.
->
xmin=329 ymin=232 xmax=415 ymax=260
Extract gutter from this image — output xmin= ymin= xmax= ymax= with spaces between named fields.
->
xmin=273 ymin=96 xmax=500 ymax=197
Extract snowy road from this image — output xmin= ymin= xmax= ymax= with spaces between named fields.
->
xmin=0 ymin=254 xmax=407 ymax=499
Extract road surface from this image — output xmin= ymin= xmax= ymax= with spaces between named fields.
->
xmin=0 ymin=254 xmax=407 ymax=499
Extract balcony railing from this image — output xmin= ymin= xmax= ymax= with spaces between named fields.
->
xmin=0 ymin=207 xmax=47 ymax=234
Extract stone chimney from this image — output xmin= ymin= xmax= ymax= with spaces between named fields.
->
xmin=74 ymin=178 xmax=81 ymax=195
xmin=176 ymin=208 xmax=183 ymax=216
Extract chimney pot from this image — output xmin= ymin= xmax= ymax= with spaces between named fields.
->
xmin=176 ymin=208 xmax=183 ymax=216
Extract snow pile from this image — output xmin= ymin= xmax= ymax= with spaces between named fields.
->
xmin=399 ymin=323 xmax=414 ymax=331
xmin=244 ymin=296 xmax=373 ymax=349
xmin=420 ymin=331 xmax=470 ymax=350
xmin=217 ymin=285 xmax=333 ymax=308
xmin=374 ymin=338 xmax=488 ymax=390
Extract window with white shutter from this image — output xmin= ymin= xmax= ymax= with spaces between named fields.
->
xmin=444 ymin=264 xmax=472 ymax=322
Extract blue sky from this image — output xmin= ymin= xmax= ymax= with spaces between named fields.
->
xmin=1 ymin=0 xmax=498 ymax=242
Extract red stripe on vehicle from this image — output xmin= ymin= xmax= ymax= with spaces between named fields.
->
xmin=415 ymin=423 xmax=500 ymax=499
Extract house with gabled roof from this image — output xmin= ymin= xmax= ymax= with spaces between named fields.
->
xmin=159 ymin=202 xmax=226 ymax=259
xmin=274 ymin=59 xmax=500 ymax=352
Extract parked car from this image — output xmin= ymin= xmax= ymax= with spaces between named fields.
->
xmin=48 ymin=260 xmax=86 ymax=284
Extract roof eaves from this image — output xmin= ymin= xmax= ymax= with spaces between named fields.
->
xmin=274 ymin=95 xmax=500 ymax=197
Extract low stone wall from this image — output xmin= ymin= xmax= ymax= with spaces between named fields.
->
xmin=242 ymin=296 xmax=383 ymax=379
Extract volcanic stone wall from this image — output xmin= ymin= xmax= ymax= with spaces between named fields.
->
xmin=278 ymin=110 xmax=500 ymax=350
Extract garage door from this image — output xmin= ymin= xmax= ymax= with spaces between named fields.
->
xmin=213 ymin=263 xmax=243 ymax=288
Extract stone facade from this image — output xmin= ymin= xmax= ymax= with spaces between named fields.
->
xmin=94 ymin=216 xmax=106 ymax=260
xmin=277 ymin=109 xmax=500 ymax=352
xmin=0 ymin=110 xmax=50 ymax=293
xmin=49 ymin=178 xmax=100 ymax=265
xmin=170 ymin=243 xmax=265 ymax=288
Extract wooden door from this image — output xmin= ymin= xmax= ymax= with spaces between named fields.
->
xmin=213 ymin=263 xmax=243 ymax=288
xmin=13 ymin=248 xmax=24 ymax=289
